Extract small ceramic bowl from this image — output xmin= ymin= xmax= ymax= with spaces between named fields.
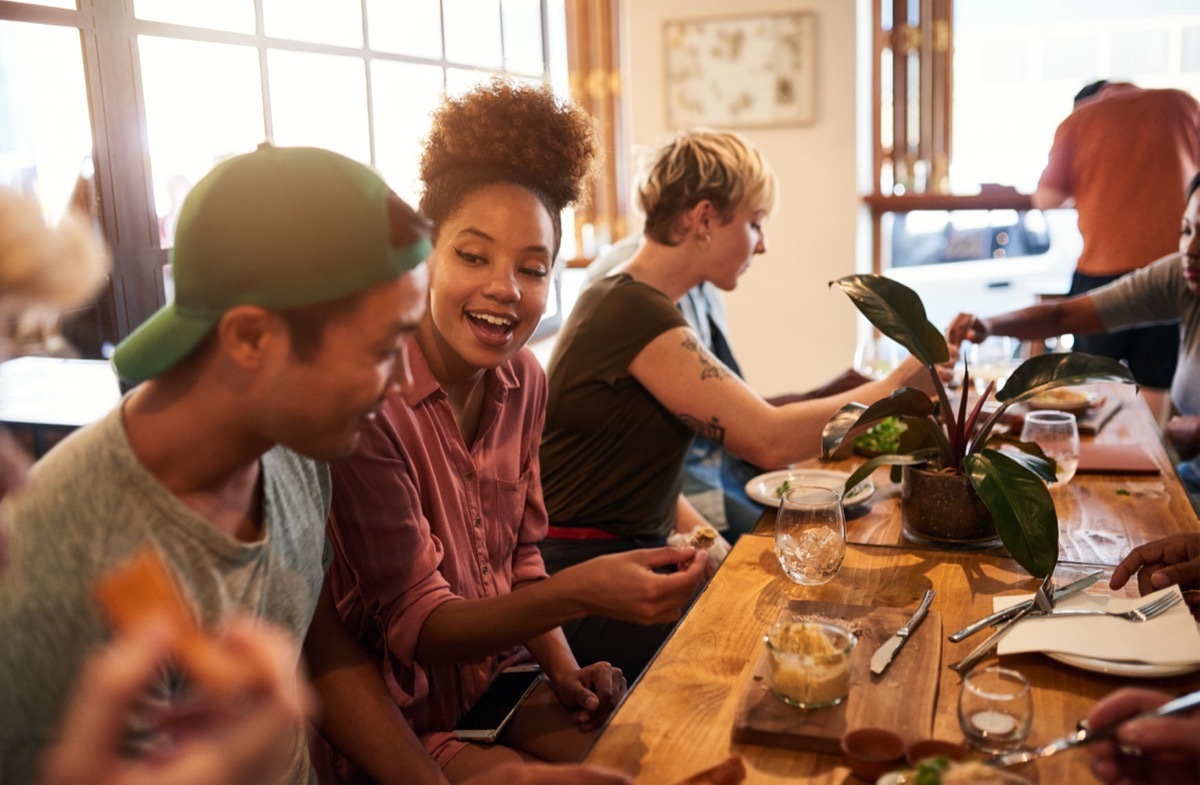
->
xmin=840 ymin=727 xmax=906 ymax=782
xmin=905 ymin=738 xmax=968 ymax=766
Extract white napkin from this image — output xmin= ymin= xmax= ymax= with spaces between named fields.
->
xmin=994 ymin=585 xmax=1200 ymax=665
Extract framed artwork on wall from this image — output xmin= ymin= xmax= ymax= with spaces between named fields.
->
xmin=664 ymin=11 xmax=817 ymax=129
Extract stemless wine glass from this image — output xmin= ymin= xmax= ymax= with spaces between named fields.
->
xmin=958 ymin=666 xmax=1033 ymax=753
xmin=775 ymin=485 xmax=846 ymax=585
xmin=1021 ymin=410 xmax=1080 ymax=487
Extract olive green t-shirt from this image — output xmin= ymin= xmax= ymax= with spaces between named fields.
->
xmin=540 ymin=274 xmax=693 ymax=537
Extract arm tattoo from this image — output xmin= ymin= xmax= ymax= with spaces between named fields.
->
xmin=677 ymin=413 xmax=726 ymax=445
xmin=681 ymin=335 xmax=730 ymax=382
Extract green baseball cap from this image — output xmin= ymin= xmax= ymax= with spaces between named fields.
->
xmin=113 ymin=144 xmax=431 ymax=383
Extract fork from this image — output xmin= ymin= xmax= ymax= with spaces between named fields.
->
xmin=1036 ymin=592 xmax=1182 ymax=622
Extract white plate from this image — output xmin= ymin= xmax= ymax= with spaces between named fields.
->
xmin=744 ymin=468 xmax=875 ymax=508
xmin=1045 ymin=651 xmax=1200 ymax=678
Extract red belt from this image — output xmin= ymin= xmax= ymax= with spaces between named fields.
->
xmin=545 ymin=525 xmax=621 ymax=541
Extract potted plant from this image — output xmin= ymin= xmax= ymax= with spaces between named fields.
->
xmin=821 ymin=275 xmax=1136 ymax=579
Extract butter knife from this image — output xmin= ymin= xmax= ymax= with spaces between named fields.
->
xmin=948 ymin=570 xmax=1104 ymax=643
xmin=871 ymin=589 xmax=935 ymax=675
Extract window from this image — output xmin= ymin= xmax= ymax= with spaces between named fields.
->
xmin=0 ymin=0 xmax=566 ymax=354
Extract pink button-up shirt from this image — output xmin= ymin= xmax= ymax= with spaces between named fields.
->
xmin=324 ymin=337 xmax=549 ymax=765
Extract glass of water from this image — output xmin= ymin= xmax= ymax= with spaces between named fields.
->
xmin=958 ymin=666 xmax=1032 ymax=753
xmin=1020 ymin=410 xmax=1080 ymax=487
xmin=775 ymin=485 xmax=846 ymax=586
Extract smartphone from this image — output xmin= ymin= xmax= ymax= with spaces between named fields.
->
xmin=452 ymin=665 xmax=542 ymax=742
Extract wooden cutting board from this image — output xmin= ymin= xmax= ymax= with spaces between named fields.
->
xmin=732 ymin=600 xmax=941 ymax=753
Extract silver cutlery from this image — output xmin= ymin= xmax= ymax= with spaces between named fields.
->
xmin=948 ymin=570 xmax=1103 ymax=642
xmin=987 ymin=689 xmax=1200 ymax=767
xmin=952 ymin=573 xmax=1054 ymax=676
xmin=1029 ymin=592 xmax=1181 ymax=623
xmin=870 ymin=588 xmax=936 ymax=675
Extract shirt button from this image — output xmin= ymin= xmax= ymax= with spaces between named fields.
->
xmin=482 ymin=565 xmax=489 ymax=575
xmin=474 ymin=516 xmax=481 ymax=527
xmin=465 ymin=470 xmax=475 ymax=480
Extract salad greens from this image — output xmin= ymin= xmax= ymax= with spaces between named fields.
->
xmin=852 ymin=416 xmax=907 ymax=454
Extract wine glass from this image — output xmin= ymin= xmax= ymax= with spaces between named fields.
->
xmin=854 ymin=336 xmax=904 ymax=382
xmin=1020 ymin=410 xmax=1080 ymax=487
xmin=774 ymin=485 xmax=846 ymax=585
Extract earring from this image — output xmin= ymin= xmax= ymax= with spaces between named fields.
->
xmin=698 ymin=233 xmax=711 ymax=247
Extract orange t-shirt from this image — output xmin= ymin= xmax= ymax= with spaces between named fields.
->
xmin=1037 ymin=83 xmax=1200 ymax=276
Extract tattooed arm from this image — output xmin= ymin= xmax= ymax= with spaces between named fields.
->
xmin=628 ymin=325 xmax=933 ymax=468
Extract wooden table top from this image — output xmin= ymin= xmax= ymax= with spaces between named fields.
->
xmin=584 ymin=540 xmax=1200 ymax=784
xmin=754 ymin=383 xmax=1198 ymax=566
xmin=586 ymin=383 xmax=1200 ymax=784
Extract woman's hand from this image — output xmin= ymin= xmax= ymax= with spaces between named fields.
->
xmin=1167 ymin=415 xmax=1200 ymax=460
xmin=551 ymin=661 xmax=628 ymax=732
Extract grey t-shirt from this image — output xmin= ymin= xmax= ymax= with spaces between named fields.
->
xmin=0 ymin=405 xmax=331 ymax=784
xmin=1089 ymin=252 xmax=1200 ymax=415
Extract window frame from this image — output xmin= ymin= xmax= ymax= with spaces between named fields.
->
xmin=0 ymin=0 xmax=560 ymax=348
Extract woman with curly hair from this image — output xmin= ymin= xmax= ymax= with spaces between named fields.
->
xmin=314 ymin=80 xmax=704 ymax=783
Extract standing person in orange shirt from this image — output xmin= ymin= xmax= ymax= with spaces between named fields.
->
xmin=1033 ymin=80 xmax=1200 ymax=425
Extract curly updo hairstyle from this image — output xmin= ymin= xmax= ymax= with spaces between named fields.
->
xmin=419 ymin=79 xmax=599 ymax=260
xmin=636 ymin=128 xmax=777 ymax=247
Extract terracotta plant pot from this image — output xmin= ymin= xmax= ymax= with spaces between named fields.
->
xmin=900 ymin=465 xmax=1001 ymax=549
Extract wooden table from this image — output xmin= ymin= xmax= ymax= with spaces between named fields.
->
xmin=585 ymin=384 xmax=1200 ymax=783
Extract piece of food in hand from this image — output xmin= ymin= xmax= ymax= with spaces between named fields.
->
xmin=92 ymin=548 xmax=247 ymax=689
xmin=689 ymin=524 xmax=718 ymax=551
xmin=674 ymin=755 xmax=746 ymax=785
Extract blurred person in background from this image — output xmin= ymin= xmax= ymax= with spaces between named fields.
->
xmin=1032 ymin=79 xmax=1200 ymax=426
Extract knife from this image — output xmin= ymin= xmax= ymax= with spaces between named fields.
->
xmin=871 ymin=589 xmax=935 ymax=675
xmin=948 ymin=570 xmax=1104 ymax=643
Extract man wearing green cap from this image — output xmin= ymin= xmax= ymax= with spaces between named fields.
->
xmin=0 ymin=144 xmax=437 ymax=784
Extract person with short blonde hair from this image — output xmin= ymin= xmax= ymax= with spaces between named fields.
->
xmin=539 ymin=128 xmax=933 ymax=677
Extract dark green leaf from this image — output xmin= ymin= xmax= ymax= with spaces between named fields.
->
xmin=964 ymin=450 xmax=1059 ymax=578
xmin=995 ymin=352 xmax=1136 ymax=403
xmin=982 ymin=435 xmax=1056 ymax=480
xmin=829 ymin=275 xmax=950 ymax=366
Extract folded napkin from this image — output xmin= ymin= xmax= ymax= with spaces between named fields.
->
xmin=1076 ymin=442 xmax=1160 ymax=475
xmin=994 ymin=585 xmax=1200 ymax=665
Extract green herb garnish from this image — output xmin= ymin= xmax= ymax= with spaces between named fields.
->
xmin=775 ymin=480 xmax=791 ymax=499
xmin=852 ymin=416 xmax=907 ymax=454
xmin=914 ymin=756 xmax=950 ymax=785
xmin=1116 ymin=488 xmax=1130 ymax=496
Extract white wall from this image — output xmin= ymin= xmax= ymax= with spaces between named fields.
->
xmin=624 ymin=0 xmax=863 ymax=395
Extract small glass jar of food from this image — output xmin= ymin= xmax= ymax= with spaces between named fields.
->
xmin=764 ymin=620 xmax=857 ymax=708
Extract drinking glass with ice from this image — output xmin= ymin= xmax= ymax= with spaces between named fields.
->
xmin=774 ymin=486 xmax=846 ymax=586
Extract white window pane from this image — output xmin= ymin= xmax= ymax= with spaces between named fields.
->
xmin=134 ymin=0 xmax=255 ymax=34
xmin=367 ymin=0 xmax=442 ymax=59
xmin=13 ymin=0 xmax=75 ymax=7
xmin=263 ymin=0 xmax=362 ymax=48
xmin=444 ymin=0 xmax=502 ymax=68
xmin=0 ymin=21 xmax=92 ymax=221
xmin=139 ymin=36 xmax=265 ymax=247
xmin=371 ymin=62 xmax=445 ymax=207
xmin=502 ymin=0 xmax=544 ymax=76
xmin=268 ymin=50 xmax=370 ymax=164
xmin=445 ymin=67 xmax=501 ymax=97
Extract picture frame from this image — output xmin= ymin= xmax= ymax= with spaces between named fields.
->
xmin=664 ymin=11 xmax=817 ymax=129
